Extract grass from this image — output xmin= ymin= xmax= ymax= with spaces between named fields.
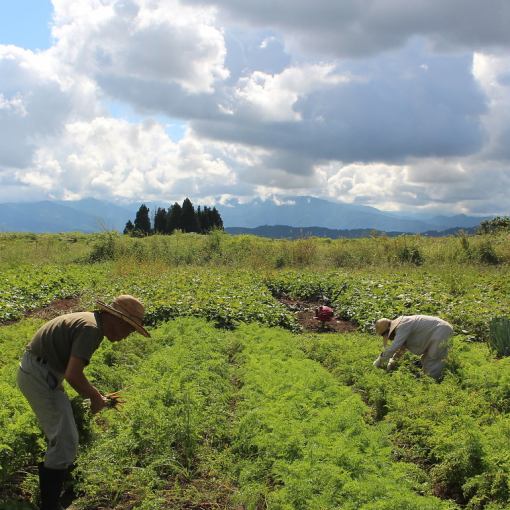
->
xmin=2 ymin=230 xmax=510 ymax=270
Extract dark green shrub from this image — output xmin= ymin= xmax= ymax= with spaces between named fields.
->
xmin=205 ymin=229 xmax=223 ymax=255
xmin=489 ymin=317 xmax=510 ymax=357
xmin=397 ymin=245 xmax=424 ymax=266
xmin=457 ymin=232 xmax=473 ymax=261
xmin=87 ymin=232 xmax=117 ymax=262
xmin=477 ymin=216 xmax=510 ymax=234
xmin=274 ymin=253 xmax=288 ymax=268
xmin=478 ymin=241 xmax=499 ymax=265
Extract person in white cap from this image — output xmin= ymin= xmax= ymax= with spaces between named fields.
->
xmin=17 ymin=295 xmax=150 ymax=510
xmin=372 ymin=315 xmax=453 ymax=381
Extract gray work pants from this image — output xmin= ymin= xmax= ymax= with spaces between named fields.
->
xmin=421 ymin=324 xmax=454 ymax=380
xmin=17 ymin=351 xmax=78 ymax=469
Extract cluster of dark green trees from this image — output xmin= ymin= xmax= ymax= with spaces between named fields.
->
xmin=124 ymin=198 xmax=223 ymax=236
xmin=477 ymin=216 xmax=510 ymax=234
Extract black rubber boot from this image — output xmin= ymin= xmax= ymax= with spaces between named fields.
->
xmin=38 ymin=463 xmax=67 ymax=510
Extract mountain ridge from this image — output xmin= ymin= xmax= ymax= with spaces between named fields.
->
xmin=0 ymin=196 xmax=491 ymax=234
xmin=225 ymin=225 xmax=479 ymax=239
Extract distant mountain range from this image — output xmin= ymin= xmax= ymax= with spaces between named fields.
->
xmin=0 ymin=199 xmax=131 ymax=233
xmin=225 ymin=225 xmax=479 ymax=239
xmin=218 ymin=196 xmax=489 ymax=232
xmin=0 ymin=196 xmax=490 ymax=235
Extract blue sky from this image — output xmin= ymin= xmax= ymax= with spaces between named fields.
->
xmin=1 ymin=0 xmax=510 ymax=214
xmin=0 ymin=0 xmax=53 ymax=50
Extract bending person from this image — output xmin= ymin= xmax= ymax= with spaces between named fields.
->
xmin=373 ymin=315 xmax=453 ymax=381
xmin=17 ymin=295 xmax=150 ymax=510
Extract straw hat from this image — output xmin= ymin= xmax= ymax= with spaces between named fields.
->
xmin=96 ymin=295 xmax=150 ymax=337
xmin=375 ymin=317 xmax=402 ymax=338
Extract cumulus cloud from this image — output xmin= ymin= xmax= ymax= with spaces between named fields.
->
xmin=325 ymin=162 xmax=409 ymax=210
xmin=0 ymin=45 xmax=98 ymax=169
xmin=11 ymin=118 xmax=237 ymax=201
xmin=233 ymin=64 xmax=348 ymax=122
xmin=473 ymin=52 xmax=510 ymax=161
xmin=324 ymin=158 xmax=510 ymax=215
xmin=10 ymin=117 xmax=235 ymax=199
xmin=51 ymin=0 xmax=229 ymax=95
xmin=182 ymin=0 xmax=510 ymax=57
xmin=192 ymin=41 xmax=487 ymax=165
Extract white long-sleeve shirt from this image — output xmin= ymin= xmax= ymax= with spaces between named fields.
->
xmin=380 ymin=315 xmax=453 ymax=359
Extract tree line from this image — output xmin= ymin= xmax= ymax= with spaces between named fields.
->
xmin=477 ymin=216 xmax=510 ymax=234
xmin=124 ymin=198 xmax=223 ymax=236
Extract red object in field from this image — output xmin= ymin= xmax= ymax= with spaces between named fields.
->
xmin=315 ymin=305 xmax=334 ymax=322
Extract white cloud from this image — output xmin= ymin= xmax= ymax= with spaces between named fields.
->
xmin=10 ymin=117 xmax=237 ymax=201
xmin=323 ymin=158 xmax=510 ymax=215
xmin=325 ymin=162 xmax=408 ymax=210
xmin=0 ymin=94 xmax=28 ymax=117
xmin=0 ymin=44 xmax=98 ymax=169
xmin=190 ymin=40 xmax=487 ymax=173
xmin=234 ymin=64 xmax=348 ymax=122
xmin=473 ymin=52 xmax=510 ymax=161
xmin=51 ymin=0 xmax=229 ymax=95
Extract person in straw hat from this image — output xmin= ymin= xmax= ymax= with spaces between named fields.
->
xmin=17 ymin=295 xmax=150 ymax=510
xmin=372 ymin=315 xmax=453 ymax=381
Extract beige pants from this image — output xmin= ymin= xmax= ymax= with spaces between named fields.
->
xmin=420 ymin=324 xmax=453 ymax=380
xmin=17 ymin=351 xmax=78 ymax=469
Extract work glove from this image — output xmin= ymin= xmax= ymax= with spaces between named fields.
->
xmin=373 ymin=356 xmax=384 ymax=369
xmin=386 ymin=357 xmax=398 ymax=371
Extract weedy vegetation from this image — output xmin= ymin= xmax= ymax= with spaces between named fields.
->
xmin=1 ymin=231 xmax=510 ymax=508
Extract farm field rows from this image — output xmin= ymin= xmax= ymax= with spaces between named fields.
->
xmin=2 ymin=263 xmax=508 ymax=340
xmin=1 ymin=233 xmax=510 ymax=509
xmin=4 ymin=311 xmax=510 ymax=508
xmin=0 ymin=266 xmax=103 ymax=323
xmin=3 ymin=318 xmax=465 ymax=509
xmin=266 ymin=268 xmax=510 ymax=339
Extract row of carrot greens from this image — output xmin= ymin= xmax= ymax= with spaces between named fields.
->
xmin=3 ymin=315 xmax=510 ymax=507
xmin=297 ymin=330 xmax=510 ymax=509
xmin=1 ymin=317 xmax=459 ymax=509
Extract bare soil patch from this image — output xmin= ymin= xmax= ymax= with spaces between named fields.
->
xmin=278 ymin=297 xmax=357 ymax=333
xmin=25 ymin=297 xmax=82 ymax=321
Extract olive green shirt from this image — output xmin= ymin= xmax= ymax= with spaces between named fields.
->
xmin=27 ymin=312 xmax=104 ymax=376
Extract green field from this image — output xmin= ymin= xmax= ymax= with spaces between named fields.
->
xmin=1 ymin=231 xmax=510 ymax=509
